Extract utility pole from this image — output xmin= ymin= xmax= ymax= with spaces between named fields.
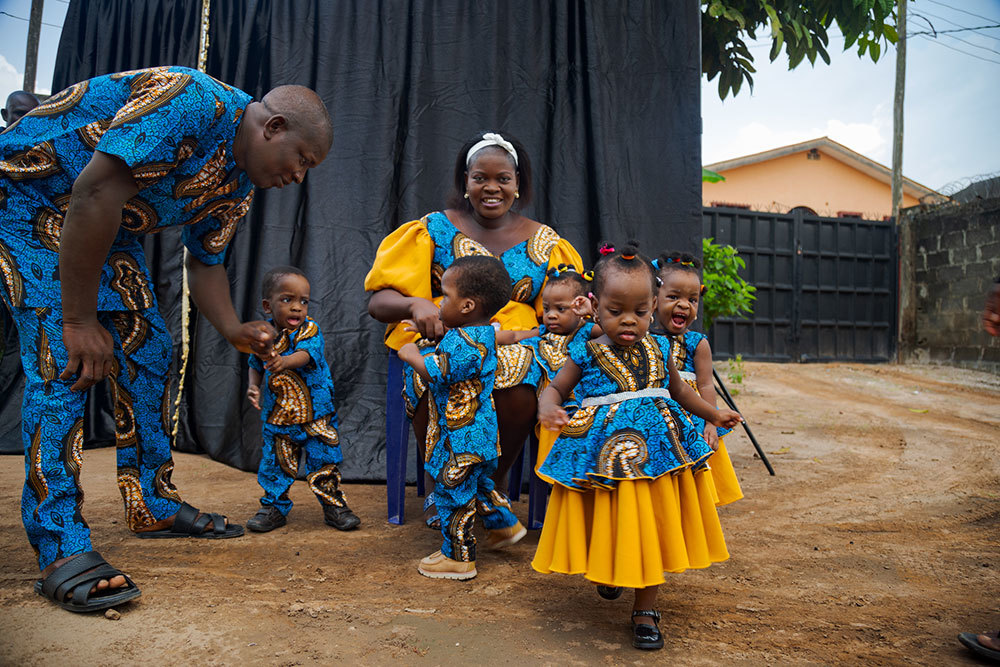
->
xmin=894 ymin=0 xmax=913 ymax=363
xmin=23 ymin=0 xmax=45 ymax=93
xmin=891 ymin=0 xmax=906 ymax=220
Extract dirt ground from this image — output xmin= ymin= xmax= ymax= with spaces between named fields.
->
xmin=0 ymin=361 xmax=998 ymax=666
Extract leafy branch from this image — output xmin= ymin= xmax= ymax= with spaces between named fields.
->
xmin=702 ymin=0 xmax=899 ymax=99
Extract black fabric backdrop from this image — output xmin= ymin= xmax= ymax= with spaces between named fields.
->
xmin=0 ymin=0 xmax=703 ymax=481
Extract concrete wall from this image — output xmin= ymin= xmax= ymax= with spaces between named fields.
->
xmin=900 ymin=198 xmax=1000 ymax=373
xmin=703 ymin=149 xmax=920 ymax=219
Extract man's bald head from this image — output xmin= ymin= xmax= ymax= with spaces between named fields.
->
xmin=2 ymin=90 xmax=40 ymax=126
xmin=261 ymin=85 xmax=332 ymax=151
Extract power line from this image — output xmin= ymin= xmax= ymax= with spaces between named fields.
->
xmin=916 ymin=33 xmax=1000 ymax=65
xmin=0 ymin=11 xmax=62 ymax=29
xmin=938 ymin=29 xmax=1000 ymax=57
xmin=908 ymin=23 xmax=1000 ymax=37
xmin=921 ymin=0 xmax=1000 ymax=25
xmin=910 ymin=8 xmax=1000 ymax=42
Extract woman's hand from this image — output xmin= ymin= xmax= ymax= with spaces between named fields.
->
xmin=408 ymin=298 xmax=445 ymax=341
xmin=712 ymin=408 xmax=743 ymax=430
xmin=703 ymin=424 xmax=719 ymax=451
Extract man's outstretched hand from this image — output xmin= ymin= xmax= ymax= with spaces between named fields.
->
xmin=231 ymin=321 xmax=277 ymax=355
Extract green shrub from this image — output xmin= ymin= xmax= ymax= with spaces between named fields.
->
xmin=702 ymin=237 xmax=756 ymax=331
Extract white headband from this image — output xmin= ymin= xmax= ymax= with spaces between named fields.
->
xmin=465 ymin=132 xmax=519 ymax=167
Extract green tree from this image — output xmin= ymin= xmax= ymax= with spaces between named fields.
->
xmin=702 ymin=0 xmax=899 ymax=99
xmin=702 ymin=237 xmax=757 ymax=331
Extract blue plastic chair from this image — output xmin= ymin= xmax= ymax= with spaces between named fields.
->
xmin=385 ymin=349 xmax=423 ymax=525
xmin=506 ymin=432 xmax=549 ymax=529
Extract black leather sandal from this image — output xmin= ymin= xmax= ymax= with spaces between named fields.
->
xmin=631 ymin=609 xmax=664 ymax=650
xmin=34 ymin=551 xmax=141 ymax=613
xmin=136 ymin=502 xmax=244 ymax=539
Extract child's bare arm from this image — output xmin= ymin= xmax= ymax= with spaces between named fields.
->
xmin=538 ymin=359 xmax=582 ymax=430
xmin=693 ymin=339 xmax=720 ymax=449
xmin=398 ymin=342 xmax=431 ymax=381
xmin=692 ymin=339 xmax=717 ymax=407
xmin=247 ymin=367 xmax=263 ymax=410
xmin=264 ymin=350 xmax=311 ymax=373
xmin=495 ymin=328 xmax=538 ymax=345
xmin=667 ymin=356 xmax=741 ymax=428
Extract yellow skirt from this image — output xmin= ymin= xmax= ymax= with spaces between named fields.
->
xmin=704 ymin=438 xmax=744 ymax=507
xmin=531 ymin=468 xmax=730 ymax=588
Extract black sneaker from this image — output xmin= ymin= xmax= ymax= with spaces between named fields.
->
xmin=246 ymin=505 xmax=287 ymax=533
xmin=323 ymin=504 xmax=361 ymax=531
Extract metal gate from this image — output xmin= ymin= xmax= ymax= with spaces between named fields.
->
xmin=703 ymin=207 xmax=898 ymax=362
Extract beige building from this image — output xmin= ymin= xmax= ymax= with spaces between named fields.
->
xmin=703 ymin=137 xmax=943 ymax=220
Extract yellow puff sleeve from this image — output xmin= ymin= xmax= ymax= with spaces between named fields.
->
xmin=363 ymin=217 xmax=436 ymax=349
xmin=534 ymin=237 xmax=585 ymax=321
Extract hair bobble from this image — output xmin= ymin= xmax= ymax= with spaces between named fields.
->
xmin=651 ymin=258 xmax=660 ymax=270
xmin=700 ymin=284 xmax=707 ymax=296
xmin=621 ymin=253 xmax=636 ymax=260
xmin=665 ymin=257 xmax=695 ymax=267
xmin=598 ymin=243 xmax=615 ymax=256
xmin=656 ymin=276 xmax=663 ymax=287
xmin=582 ymin=270 xmax=594 ymax=282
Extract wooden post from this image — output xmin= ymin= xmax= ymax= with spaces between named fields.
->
xmin=23 ymin=0 xmax=44 ymax=93
xmin=891 ymin=0 xmax=906 ymax=221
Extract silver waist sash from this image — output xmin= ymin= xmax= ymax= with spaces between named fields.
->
xmin=580 ymin=387 xmax=673 ymax=408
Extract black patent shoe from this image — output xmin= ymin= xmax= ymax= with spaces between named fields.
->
xmin=597 ymin=585 xmax=623 ymax=600
xmin=246 ymin=505 xmax=287 ymax=533
xmin=323 ymin=504 xmax=361 ymax=531
xmin=631 ymin=610 xmax=664 ymax=650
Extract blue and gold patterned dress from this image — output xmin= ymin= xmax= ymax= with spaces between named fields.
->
xmin=249 ymin=317 xmax=348 ymax=515
xmin=364 ymin=211 xmax=583 ymax=414
xmin=668 ymin=331 xmax=743 ymax=505
xmin=421 ymin=325 xmax=519 ymax=562
xmin=533 ymin=333 xmax=731 ymax=588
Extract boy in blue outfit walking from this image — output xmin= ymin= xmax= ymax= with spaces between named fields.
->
xmin=246 ymin=266 xmax=360 ymax=532
xmin=399 ymin=255 xmax=526 ymax=580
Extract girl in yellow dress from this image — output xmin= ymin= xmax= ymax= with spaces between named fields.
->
xmin=653 ymin=250 xmax=743 ymax=506
xmin=533 ymin=242 xmax=742 ymax=650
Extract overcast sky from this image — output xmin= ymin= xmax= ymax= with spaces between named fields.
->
xmin=1 ymin=0 xmax=997 ymax=193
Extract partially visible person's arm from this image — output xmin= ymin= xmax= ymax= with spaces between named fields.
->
xmin=186 ymin=255 xmax=275 ymax=355
xmin=247 ymin=366 xmax=263 ymax=410
xmin=58 ymin=151 xmax=139 ymax=391
xmin=369 ymin=288 xmax=445 ymax=341
xmin=984 ymin=279 xmax=1000 ymax=337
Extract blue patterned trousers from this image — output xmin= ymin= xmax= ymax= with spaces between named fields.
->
xmin=433 ymin=457 xmax=518 ymax=562
xmin=258 ymin=416 xmax=346 ymax=515
xmin=9 ymin=305 xmax=182 ymax=570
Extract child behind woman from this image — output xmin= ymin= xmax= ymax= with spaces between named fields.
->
xmin=245 ymin=266 xmax=360 ymax=533
xmin=518 ymin=265 xmax=596 ymax=469
xmin=653 ymin=251 xmax=743 ymax=505
xmin=532 ymin=242 xmax=742 ymax=651
xmin=398 ymin=255 xmax=526 ymax=580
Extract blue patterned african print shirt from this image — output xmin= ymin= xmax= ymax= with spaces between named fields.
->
xmin=249 ymin=317 xmax=336 ymax=426
xmin=422 ymin=325 xmax=499 ymax=478
xmin=0 ymin=66 xmax=254 ymax=310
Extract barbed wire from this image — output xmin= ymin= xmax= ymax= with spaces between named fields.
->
xmin=933 ymin=170 xmax=1000 ymax=198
